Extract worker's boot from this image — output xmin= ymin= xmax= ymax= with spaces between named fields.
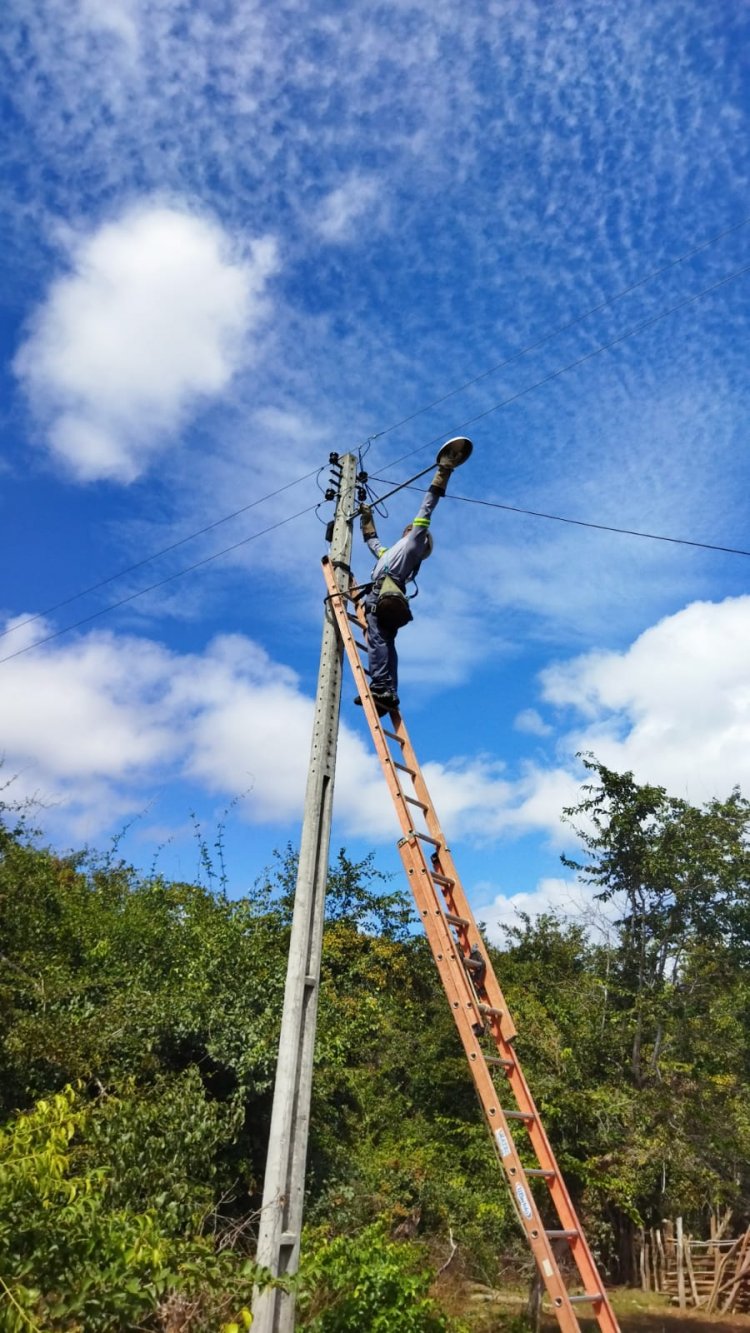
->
xmin=429 ymin=463 xmax=453 ymax=496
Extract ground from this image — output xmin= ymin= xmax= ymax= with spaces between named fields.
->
xmin=435 ymin=1284 xmax=750 ymax=1333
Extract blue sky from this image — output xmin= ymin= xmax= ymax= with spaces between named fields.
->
xmin=2 ymin=0 xmax=750 ymax=938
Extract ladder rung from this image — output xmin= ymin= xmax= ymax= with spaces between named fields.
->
xmin=444 ymin=912 xmax=469 ymax=927
xmin=404 ymin=795 xmax=429 ymax=812
xmin=431 ymin=872 xmax=454 ymax=888
xmin=322 ymin=565 xmax=615 ymax=1333
xmin=324 ymin=563 xmax=614 ymax=1333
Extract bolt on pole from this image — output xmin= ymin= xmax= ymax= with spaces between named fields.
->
xmin=252 ymin=452 xmax=357 ymax=1333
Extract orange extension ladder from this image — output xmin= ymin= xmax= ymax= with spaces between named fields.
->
xmin=322 ymin=555 xmax=620 ymax=1333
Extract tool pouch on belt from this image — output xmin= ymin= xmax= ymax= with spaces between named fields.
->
xmin=376 ymin=574 xmax=413 ymax=631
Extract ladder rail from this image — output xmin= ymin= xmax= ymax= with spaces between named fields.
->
xmin=321 ymin=558 xmax=620 ymax=1333
xmin=344 ymin=614 xmax=520 ymax=1047
xmin=394 ymin=719 xmax=519 ymax=1041
xmin=397 ymin=835 xmax=587 ymax=1333
xmin=385 ymin=666 xmax=609 ymax=1302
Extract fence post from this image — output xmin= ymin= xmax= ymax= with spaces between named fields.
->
xmin=676 ymin=1217 xmax=686 ymax=1309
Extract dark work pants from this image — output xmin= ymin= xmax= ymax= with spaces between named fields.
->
xmin=365 ymin=595 xmax=399 ymax=695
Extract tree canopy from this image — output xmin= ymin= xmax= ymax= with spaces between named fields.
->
xmin=2 ymin=759 xmax=750 ymax=1327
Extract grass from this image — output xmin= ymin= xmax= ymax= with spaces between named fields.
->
xmin=434 ymin=1280 xmax=750 ymax=1333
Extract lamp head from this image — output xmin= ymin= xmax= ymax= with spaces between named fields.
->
xmin=436 ymin=436 xmax=473 ymax=468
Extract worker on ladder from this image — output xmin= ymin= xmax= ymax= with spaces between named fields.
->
xmin=358 ymin=437 xmax=472 ymax=714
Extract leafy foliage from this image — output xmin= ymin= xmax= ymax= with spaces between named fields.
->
xmin=3 ymin=759 xmax=750 ymax=1320
xmin=0 ymin=1084 xmax=260 ymax=1331
xmin=298 ymin=1222 xmax=466 ymax=1332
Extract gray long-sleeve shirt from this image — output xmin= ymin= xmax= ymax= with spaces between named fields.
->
xmin=364 ymin=485 xmax=441 ymax=587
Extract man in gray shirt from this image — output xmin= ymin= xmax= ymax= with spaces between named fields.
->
xmin=357 ymin=455 xmax=454 ymax=713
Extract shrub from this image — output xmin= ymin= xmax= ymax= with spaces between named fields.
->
xmin=0 ymin=1086 xmax=259 ymax=1331
xmin=297 ymin=1221 xmax=467 ymax=1333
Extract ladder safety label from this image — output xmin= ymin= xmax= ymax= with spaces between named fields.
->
xmin=515 ymin=1183 xmax=533 ymax=1219
xmin=495 ymin=1129 xmax=511 ymax=1157
xmin=543 ymin=1259 xmax=553 ymax=1277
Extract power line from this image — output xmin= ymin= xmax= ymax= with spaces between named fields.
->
xmin=374 ymin=256 xmax=750 ymax=474
xmin=0 ymin=503 xmax=318 ymax=667
xmin=7 ymin=256 xmax=750 ymax=665
xmin=6 ymin=214 xmax=746 ymax=641
xmin=391 ymin=483 xmax=750 ymax=558
xmin=6 ymin=243 xmax=749 ymax=669
xmin=359 ymin=212 xmax=750 ymax=452
xmin=0 ymin=466 xmax=323 ymax=642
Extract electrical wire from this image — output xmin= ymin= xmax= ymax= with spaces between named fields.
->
xmin=356 ymin=212 xmax=750 ymax=453
xmin=371 ymin=256 xmax=750 ymax=475
xmin=0 ymin=466 xmax=323 ymax=642
xmin=4 ymin=217 xmax=748 ymax=652
xmin=390 ymin=482 xmax=750 ymax=559
xmin=6 ymin=255 xmax=749 ymax=665
xmin=6 ymin=214 xmax=746 ymax=641
xmin=0 ymin=503 xmax=318 ymax=667
xmin=6 ymin=242 xmax=749 ymax=669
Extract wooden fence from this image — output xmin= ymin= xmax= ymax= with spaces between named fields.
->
xmin=636 ymin=1217 xmax=750 ymax=1314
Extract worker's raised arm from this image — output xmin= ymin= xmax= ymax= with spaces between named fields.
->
xmin=360 ymin=505 xmax=386 ymax=559
xmin=411 ymin=459 xmax=453 ymax=533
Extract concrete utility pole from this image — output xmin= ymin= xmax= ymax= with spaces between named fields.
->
xmin=252 ymin=452 xmax=357 ymax=1333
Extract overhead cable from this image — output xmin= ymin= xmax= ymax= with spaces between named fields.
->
xmin=374 ymin=257 xmax=750 ymax=474
xmin=359 ymin=212 xmax=750 ymax=451
xmin=5 ymin=218 xmax=748 ymax=651
xmin=0 ymin=466 xmax=322 ymax=642
xmin=0 ymin=504 xmax=318 ymax=667
xmin=392 ymin=482 xmax=750 ymax=559
xmin=7 ymin=213 xmax=746 ymax=641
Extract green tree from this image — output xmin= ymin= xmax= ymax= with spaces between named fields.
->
xmin=562 ymin=756 xmax=750 ymax=1087
xmin=552 ymin=757 xmax=750 ymax=1273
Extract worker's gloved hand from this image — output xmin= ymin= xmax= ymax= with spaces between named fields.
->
xmin=429 ymin=462 xmax=453 ymax=496
xmin=360 ymin=504 xmax=377 ymax=540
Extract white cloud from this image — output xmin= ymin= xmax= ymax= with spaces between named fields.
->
xmin=3 ymin=594 xmax=750 ymax=856
xmin=541 ymin=595 xmax=750 ymax=805
xmin=315 ymin=175 xmax=384 ymax=242
xmin=0 ymin=618 xmax=393 ymax=838
xmin=79 ymin=0 xmax=140 ymax=58
xmin=345 ymin=593 xmax=750 ymax=860
xmin=14 ymin=202 xmax=278 ymax=482
xmin=472 ymin=876 xmax=600 ymax=944
xmin=0 ymin=613 xmax=571 ymax=847
xmin=514 ymin=707 xmax=552 ymax=736
xmin=334 ymin=748 xmax=581 ymax=848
